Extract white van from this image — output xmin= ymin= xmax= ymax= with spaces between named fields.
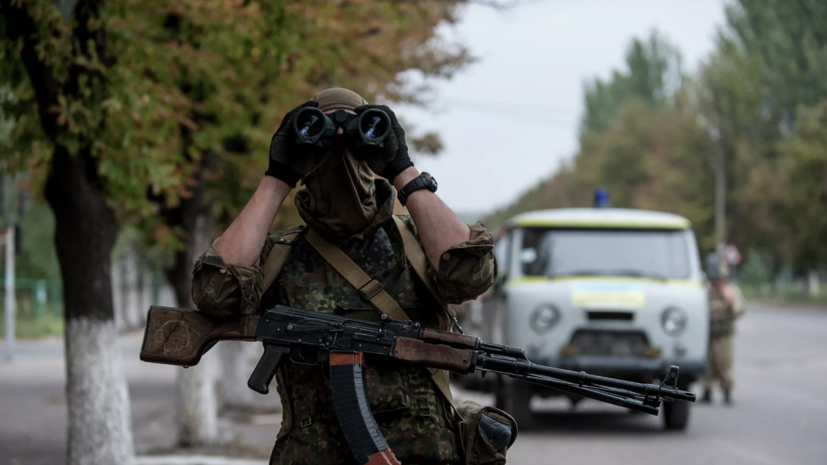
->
xmin=465 ymin=207 xmax=708 ymax=431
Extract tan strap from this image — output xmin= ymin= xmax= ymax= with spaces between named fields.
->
xmin=304 ymin=229 xmax=409 ymax=321
xmin=303 ymin=227 xmax=456 ymax=408
xmin=391 ymin=218 xmax=458 ymax=408
xmin=261 ymin=226 xmax=303 ymax=292
xmin=393 ymin=217 xmax=442 ymax=304
xmin=431 ymin=366 xmax=456 ymax=408
xmin=393 ymin=217 xmax=461 ymax=333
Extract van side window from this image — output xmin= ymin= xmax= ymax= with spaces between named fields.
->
xmin=494 ymin=231 xmax=511 ymax=276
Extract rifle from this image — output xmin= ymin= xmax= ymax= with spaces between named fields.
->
xmin=140 ymin=305 xmax=695 ymax=464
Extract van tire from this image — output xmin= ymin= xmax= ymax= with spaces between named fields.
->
xmin=500 ymin=380 xmax=535 ymax=431
xmin=662 ymin=378 xmax=692 ymax=431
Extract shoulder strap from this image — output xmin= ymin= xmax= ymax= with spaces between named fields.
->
xmin=393 ymin=216 xmax=462 ymax=334
xmin=303 ymin=227 xmax=456 ymax=408
xmin=393 ymin=217 xmax=442 ymax=305
xmin=261 ymin=225 xmax=303 ymax=293
xmin=303 ymin=229 xmax=409 ymax=321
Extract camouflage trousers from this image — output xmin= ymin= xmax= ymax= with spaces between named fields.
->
xmin=701 ymin=335 xmax=733 ymax=392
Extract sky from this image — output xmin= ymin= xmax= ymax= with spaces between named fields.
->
xmin=396 ymin=0 xmax=728 ymax=216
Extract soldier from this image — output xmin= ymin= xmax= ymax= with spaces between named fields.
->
xmin=700 ymin=262 xmax=745 ymax=404
xmin=191 ymin=88 xmax=497 ymax=464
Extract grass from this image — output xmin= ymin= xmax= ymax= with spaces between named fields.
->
xmin=0 ymin=313 xmax=64 ymax=339
xmin=741 ymin=283 xmax=827 ymax=306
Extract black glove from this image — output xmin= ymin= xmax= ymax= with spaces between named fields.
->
xmin=352 ymin=104 xmax=413 ymax=182
xmin=266 ymin=100 xmax=331 ymax=187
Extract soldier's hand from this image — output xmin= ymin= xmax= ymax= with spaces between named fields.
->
xmin=266 ymin=101 xmax=331 ymax=187
xmin=352 ymin=104 xmax=413 ymax=182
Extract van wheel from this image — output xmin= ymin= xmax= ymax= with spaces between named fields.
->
xmin=501 ymin=380 xmax=534 ymax=431
xmin=662 ymin=379 xmax=692 ymax=431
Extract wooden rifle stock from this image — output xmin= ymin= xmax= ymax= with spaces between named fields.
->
xmin=139 ymin=306 xmax=258 ymax=366
xmin=392 ymin=337 xmax=474 ymax=373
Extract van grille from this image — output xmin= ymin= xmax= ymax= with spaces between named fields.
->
xmin=569 ymin=330 xmax=649 ymax=357
xmin=586 ymin=311 xmax=634 ymax=322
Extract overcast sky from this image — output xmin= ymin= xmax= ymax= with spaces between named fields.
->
xmin=397 ymin=0 xmax=727 ymax=215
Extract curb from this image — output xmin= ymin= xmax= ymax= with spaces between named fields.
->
xmin=137 ymin=456 xmax=266 ymax=465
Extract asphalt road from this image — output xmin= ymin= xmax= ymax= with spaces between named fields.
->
xmin=494 ymin=303 xmax=827 ymax=465
xmin=2 ymin=302 xmax=826 ymax=465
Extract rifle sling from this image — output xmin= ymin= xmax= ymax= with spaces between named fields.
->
xmin=261 ymin=225 xmax=303 ymax=292
xmin=304 ymin=227 xmax=457 ymax=409
xmin=392 ymin=217 xmax=457 ymax=332
xmin=304 ymin=229 xmax=409 ymax=321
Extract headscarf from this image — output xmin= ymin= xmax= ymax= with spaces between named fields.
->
xmin=294 ymin=88 xmax=394 ymax=243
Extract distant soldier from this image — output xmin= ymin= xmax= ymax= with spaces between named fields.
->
xmin=701 ymin=258 xmax=745 ymax=404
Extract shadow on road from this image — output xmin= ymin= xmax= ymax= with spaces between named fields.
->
xmin=521 ymin=410 xmax=671 ymax=435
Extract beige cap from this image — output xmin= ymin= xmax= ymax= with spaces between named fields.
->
xmin=313 ymin=88 xmax=368 ymax=111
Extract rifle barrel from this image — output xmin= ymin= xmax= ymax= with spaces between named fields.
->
xmin=478 ymin=354 xmax=695 ymax=403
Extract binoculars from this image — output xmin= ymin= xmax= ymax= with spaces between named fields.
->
xmin=293 ymin=107 xmax=392 ymax=147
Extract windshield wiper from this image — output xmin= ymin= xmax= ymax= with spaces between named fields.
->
xmin=550 ymin=269 xmax=669 ymax=281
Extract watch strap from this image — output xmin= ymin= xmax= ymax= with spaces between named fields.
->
xmin=397 ymin=173 xmax=436 ymax=206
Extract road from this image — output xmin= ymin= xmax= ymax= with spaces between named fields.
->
xmin=1 ymin=303 xmax=826 ymax=465
xmin=495 ymin=303 xmax=827 ymax=465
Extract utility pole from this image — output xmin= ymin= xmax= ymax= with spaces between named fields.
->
xmin=3 ymin=173 xmax=16 ymax=361
xmin=714 ymin=140 xmax=726 ymax=264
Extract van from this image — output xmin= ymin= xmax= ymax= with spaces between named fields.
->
xmin=465 ymin=207 xmax=708 ymax=431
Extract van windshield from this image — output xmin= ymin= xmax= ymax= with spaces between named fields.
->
xmin=520 ymin=228 xmax=691 ymax=279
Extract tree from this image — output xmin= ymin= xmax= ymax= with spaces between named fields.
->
xmin=702 ymin=0 xmax=827 ymax=283
xmin=488 ymin=96 xmax=717 ymax=246
xmin=575 ymin=98 xmax=716 ymax=248
xmin=117 ymin=0 xmax=473 ymax=445
xmin=775 ymin=101 xmax=827 ymax=271
xmin=3 ymin=0 xmax=473 ymax=455
xmin=724 ymin=0 xmax=827 ymax=130
xmin=694 ymin=42 xmax=773 ymax=264
xmin=581 ymin=30 xmax=683 ymax=136
xmin=489 ymin=32 xmax=703 ymax=236
xmin=0 ymin=1 xmax=141 ymax=463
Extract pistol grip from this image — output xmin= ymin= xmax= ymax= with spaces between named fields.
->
xmin=248 ymin=342 xmax=290 ymax=395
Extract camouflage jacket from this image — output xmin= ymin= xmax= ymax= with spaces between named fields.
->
xmin=708 ymin=283 xmax=745 ymax=338
xmin=191 ymin=215 xmax=497 ymax=465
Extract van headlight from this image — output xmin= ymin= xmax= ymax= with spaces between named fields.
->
xmin=531 ymin=304 xmax=561 ymax=333
xmin=661 ymin=307 xmax=687 ymax=336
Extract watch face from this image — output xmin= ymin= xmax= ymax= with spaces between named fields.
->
xmin=423 ymin=172 xmax=437 ymax=190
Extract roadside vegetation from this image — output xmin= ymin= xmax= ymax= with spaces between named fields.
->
xmin=487 ymin=1 xmax=827 ymax=301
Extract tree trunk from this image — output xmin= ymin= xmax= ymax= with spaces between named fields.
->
xmin=45 ymin=147 xmax=135 ymax=465
xmin=2 ymin=0 xmax=135 ymax=462
xmin=769 ymin=253 xmax=783 ymax=296
xmin=218 ymin=340 xmax=274 ymax=412
xmin=165 ymin=211 xmax=219 ymax=446
xmin=807 ymin=270 xmax=820 ymax=298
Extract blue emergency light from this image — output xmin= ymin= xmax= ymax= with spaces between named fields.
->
xmin=594 ymin=188 xmax=611 ymax=208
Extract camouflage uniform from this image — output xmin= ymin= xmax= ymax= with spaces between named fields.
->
xmin=192 ymin=192 xmax=496 ymax=464
xmin=701 ymin=282 xmax=745 ymax=394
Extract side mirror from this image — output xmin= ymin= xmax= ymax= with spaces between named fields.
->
xmin=705 ymin=253 xmax=721 ymax=282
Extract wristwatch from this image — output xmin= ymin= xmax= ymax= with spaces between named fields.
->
xmin=397 ymin=172 xmax=438 ymax=206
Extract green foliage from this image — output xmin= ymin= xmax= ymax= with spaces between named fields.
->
xmin=490 ymin=31 xmax=709 ymax=248
xmin=581 ymin=30 xmax=683 ymax=136
xmin=496 ymin=1 xmax=827 ymax=281
xmin=741 ymin=282 xmax=827 ymax=305
xmin=0 ymin=311 xmax=64 ymax=339
xmin=724 ymin=0 xmax=827 ymax=128
xmin=1 ymin=0 xmax=471 ymax=276
xmin=16 ymin=203 xmax=60 ymax=280
xmin=490 ymin=94 xmax=716 ymax=250
xmin=739 ymin=249 xmax=771 ymax=286
xmin=712 ymin=0 xmax=827 ymax=270
xmin=775 ymin=100 xmax=827 ymax=269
